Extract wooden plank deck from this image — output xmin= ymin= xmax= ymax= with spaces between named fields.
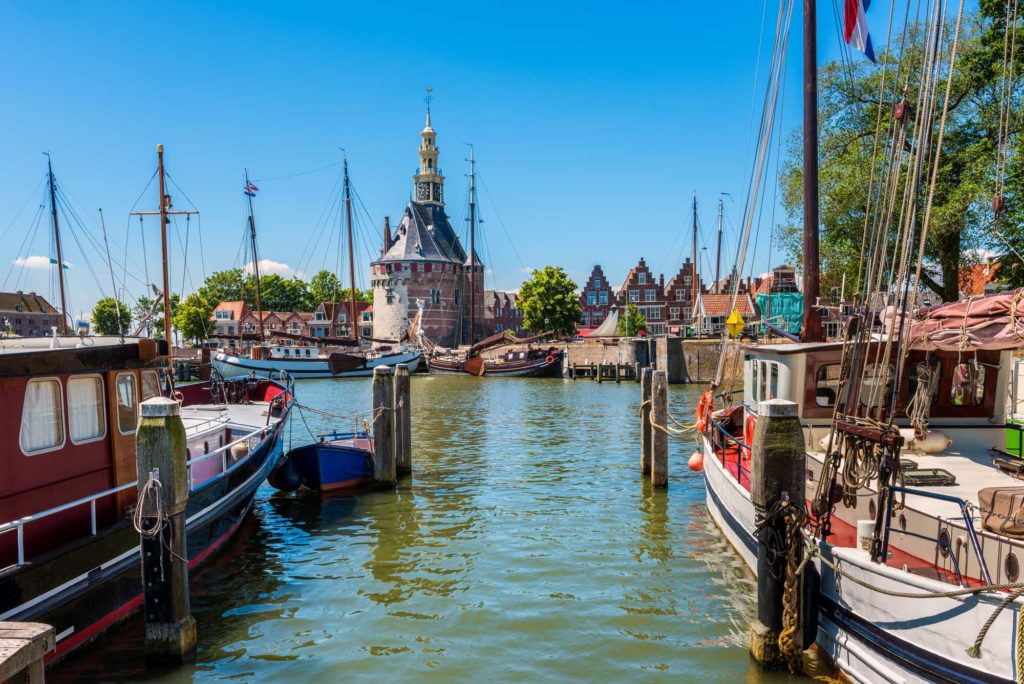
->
xmin=0 ymin=622 xmax=54 ymax=683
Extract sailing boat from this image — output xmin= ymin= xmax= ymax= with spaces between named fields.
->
xmin=425 ymin=149 xmax=563 ymax=377
xmin=211 ymin=157 xmax=421 ymax=379
xmin=0 ymin=146 xmax=295 ymax=663
xmin=699 ymin=2 xmax=1024 ymax=682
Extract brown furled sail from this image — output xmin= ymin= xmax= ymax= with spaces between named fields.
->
xmin=327 ymin=352 xmax=367 ymax=374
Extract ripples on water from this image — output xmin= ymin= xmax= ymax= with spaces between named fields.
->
xmin=53 ymin=377 xmax=801 ymax=683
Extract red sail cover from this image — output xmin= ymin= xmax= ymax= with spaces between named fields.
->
xmin=882 ymin=288 xmax=1024 ymax=351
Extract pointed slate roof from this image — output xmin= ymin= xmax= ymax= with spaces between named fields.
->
xmin=374 ymin=201 xmax=470 ymax=265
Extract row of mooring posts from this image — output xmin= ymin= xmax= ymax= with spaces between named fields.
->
xmin=639 ymin=367 xmax=668 ymax=487
xmin=133 ymin=365 xmax=414 ymax=664
xmin=568 ymin=361 xmax=641 ymax=382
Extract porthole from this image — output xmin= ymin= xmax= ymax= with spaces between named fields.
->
xmin=807 ymin=467 xmax=815 ymax=482
xmin=1006 ymin=553 xmax=1020 ymax=582
xmin=939 ymin=529 xmax=951 ymax=558
xmin=868 ymin=499 xmax=877 ymax=519
xmin=898 ymin=514 xmax=907 ymax=532
xmin=203 ymin=441 xmax=210 ymax=454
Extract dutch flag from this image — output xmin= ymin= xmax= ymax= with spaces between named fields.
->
xmin=244 ymin=181 xmax=259 ymax=197
xmin=844 ymin=0 xmax=875 ymax=62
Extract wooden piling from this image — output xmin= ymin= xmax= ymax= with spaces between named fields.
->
xmin=640 ymin=368 xmax=653 ymax=475
xmin=651 ymin=370 xmax=668 ymax=487
xmin=597 ymin=362 xmax=604 ymax=383
xmin=0 ymin=622 xmax=54 ymax=683
xmin=748 ymin=398 xmax=806 ymax=669
xmin=136 ymin=397 xmax=196 ymax=662
xmin=634 ymin=361 xmax=641 ymax=383
xmin=394 ymin=364 xmax=412 ymax=476
xmin=372 ymin=366 xmax=396 ymax=486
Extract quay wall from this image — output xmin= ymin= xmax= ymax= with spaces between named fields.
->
xmin=564 ymin=337 xmax=743 ymax=385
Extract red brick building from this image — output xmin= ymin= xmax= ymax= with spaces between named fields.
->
xmin=663 ymin=257 xmax=703 ymax=335
xmin=695 ymin=293 xmax=757 ymax=336
xmin=617 ymin=258 xmax=669 ymax=335
xmin=308 ymin=301 xmax=372 ymax=339
xmin=483 ymin=290 xmax=523 ymax=335
xmin=579 ymin=265 xmax=614 ymax=330
xmin=0 ymin=291 xmax=61 ymax=337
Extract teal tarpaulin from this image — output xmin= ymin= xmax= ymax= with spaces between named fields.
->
xmin=756 ymin=292 xmax=803 ymax=334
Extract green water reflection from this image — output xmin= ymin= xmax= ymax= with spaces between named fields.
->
xmin=52 ymin=376 xmax=801 ymax=682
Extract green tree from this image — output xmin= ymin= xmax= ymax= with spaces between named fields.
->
xmin=92 ymin=297 xmax=132 ymax=335
xmin=172 ymin=293 xmax=214 ymax=344
xmin=519 ymin=266 xmax=582 ymax=336
xmin=197 ymin=268 xmax=245 ymax=305
xmin=247 ymin=274 xmax=313 ymax=311
xmin=777 ymin=2 xmax=1023 ymax=301
xmin=309 ymin=270 xmax=341 ymax=304
xmin=616 ymin=303 xmax=648 ymax=337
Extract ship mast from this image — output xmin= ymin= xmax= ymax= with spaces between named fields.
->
xmin=343 ymin=155 xmax=359 ymax=347
xmin=715 ymin=197 xmax=723 ymax=294
xmin=245 ymin=168 xmax=266 ymax=341
xmin=45 ymin=155 xmax=71 ymax=334
xmin=468 ymin=145 xmax=477 ymax=345
xmin=131 ymin=144 xmax=197 ymax=375
xmin=801 ymin=0 xmax=823 ymax=342
xmin=692 ymin=193 xmax=700 ymax=336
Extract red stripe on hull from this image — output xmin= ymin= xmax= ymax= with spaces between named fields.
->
xmin=320 ymin=477 xmax=373 ymax=492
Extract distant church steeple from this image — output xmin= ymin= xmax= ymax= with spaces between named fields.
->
xmin=414 ymin=88 xmax=445 ymax=206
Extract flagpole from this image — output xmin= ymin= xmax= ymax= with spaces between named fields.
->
xmin=245 ymin=170 xmax=266 ymax=342
xmin=801 ymin=0 xmax=823 ymax=342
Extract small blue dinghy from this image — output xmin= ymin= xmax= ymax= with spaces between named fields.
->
xmin=272 ymin=431 xmax=374 ymax=493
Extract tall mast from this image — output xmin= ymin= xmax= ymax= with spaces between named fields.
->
xmin=801 ymin=0 xmax=823 ymax=342
xmin=45 ymin=155 xmax=71 ymax=334
xmin=715 ymin=197 xmax=723 ymax=294
xmin=343 ymin=155 xmax=359 ymax=347
xmin=692 ymin=193 xmax=700 ymax=336
xmin=468 ymin=145 xmax=477 ymax=345
xmin=131 ymin=145 xmax=197 ymax=375
xmin=245 ymin=168 xmax=265 ymax=341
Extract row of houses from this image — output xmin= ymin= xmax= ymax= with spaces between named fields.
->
xmin=210 ymin=290 xmax=524 ymax=344
xmin=578 ymin=260 xmax=800 ymax=336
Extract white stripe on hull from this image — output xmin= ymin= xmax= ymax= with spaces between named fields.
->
xmin=213 ymin=350 xmax=421 ymax=379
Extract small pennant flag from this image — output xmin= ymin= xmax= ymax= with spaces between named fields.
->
xmin=49 ymin=257 xmax=70 ymax=270
xmin=844 ymin=0 xmax=875 ymax=62
xmin=244 ymin=181 xmax=259 ymax=197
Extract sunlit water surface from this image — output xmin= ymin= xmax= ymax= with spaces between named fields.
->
xmin=53 ymin=376 xmax=799 ymax=682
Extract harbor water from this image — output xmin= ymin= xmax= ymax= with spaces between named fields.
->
xmin=53 ymin=377 xmax=798 ymax=682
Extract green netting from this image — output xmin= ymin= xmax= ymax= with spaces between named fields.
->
xmin=756 ymin=292 xmax=803 ymax=334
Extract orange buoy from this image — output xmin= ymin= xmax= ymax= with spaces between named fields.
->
xmin=688 ymin=451 xmax=704 ymax=471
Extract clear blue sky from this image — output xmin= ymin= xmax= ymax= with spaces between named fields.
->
xmin=0 ymin=1 xmax=855 ymax=317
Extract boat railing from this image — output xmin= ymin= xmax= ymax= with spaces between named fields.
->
xmin=0 ymin=424 xmax=270 ymax=568
xmin=183 ymin=411 xmax=230 ymax=435
xmin=708 ymin=415 xmax=751 ymax=483
xmin=185 ymin=424 xmax=270 ymax=490
xmin=881 ymin=485 xmax=992 ymax=586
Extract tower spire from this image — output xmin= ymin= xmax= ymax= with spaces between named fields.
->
xmin=424 ymin=86 xmax=433 ymax=129
xmin=414 ymin=89 xmax=444 ymax=206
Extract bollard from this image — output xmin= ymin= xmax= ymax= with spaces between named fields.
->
xmin=634 ymin=361 xmax=641 ymax=383
xmin=651 ymin=371 xmax=668 ymax=487
xmin=372 ymin=366 xmax=396 ymax=486
xmin=640 ymin=368 xmax=653 ymax=475
xmin=748 ymin=398 xmax=806 ymax=669
xmin=393 ymin=364 xmax=412 ymax=476
xmin=597 ymin=362 xmax=604 ymax=383
xmin=136 ymin=397 xmax=196 ymax=663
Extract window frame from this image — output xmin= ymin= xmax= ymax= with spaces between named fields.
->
xmin=67 ymin=374 xmax=107 ymax=446
xmin=20 ymin=377 xmax=66 ymax=456
xmin=115 ymin=372 xmax=139 ymax=436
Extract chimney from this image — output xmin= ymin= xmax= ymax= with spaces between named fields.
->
xmin=383 ymin=216 xmax=392 ymax=253
xmin=659 ymin=273 xmax=664 ymax=289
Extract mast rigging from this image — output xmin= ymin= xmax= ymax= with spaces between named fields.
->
xmin=45 ymin=155 xmax=71 ymax=334
xmin=343 ymin=155 xmax=360 ymax=347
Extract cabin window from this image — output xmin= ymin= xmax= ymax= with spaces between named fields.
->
xmin=758 ymin=362 xmax=767 ymax=402
xmin=68 ymin=375 xmax=105 ymax=444
xmin=115 ymin=373 xmax=138 ymax=435
xmin=952 ymin=358 xmax=986 ymax=407
xmin=859 ymin=363 xmax=895 ymax=409
xmin=142 ymin=370 xmax=161 ymax=401
xmin=815 ymin=364 xmax=842 ymax=407
xmin=20 ymin=378 xmax=65 ymax=454
xmin=769 ymin=363 xmax=779 ymax=399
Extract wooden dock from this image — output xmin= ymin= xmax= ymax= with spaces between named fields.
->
xmin=0 ymin=622 xmax=54 ymax=683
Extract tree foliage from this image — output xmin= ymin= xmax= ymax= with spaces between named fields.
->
xmin=519 ymin=266 xmax=582 ymax=336
xmin=309 ymin=270 xmax=342 ymax=305
xmin=92 ymin=297 xmax=132 ymax=336
xmin=616 ymin=303 xmax=648 ymax=337
xmin=777 ymin=2 xmax=1024 ymax=301
xmin=172 ymin=293 xmax=214 ymax=344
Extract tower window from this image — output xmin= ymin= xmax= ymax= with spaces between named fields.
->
xmin=430 ymin=289 xmax=441 ymax=305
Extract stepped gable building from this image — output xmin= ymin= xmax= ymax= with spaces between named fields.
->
xmin=579 ymin=265 xmax=614 ymax=330
xmin=0 ymin=291 xmax=61 ymax=337
xmin=618 ymin=258 xmax=668 ymax=335
xmin=371 ymin=108 xmax=484 ymax=347
xmin=663 ymin=257 xmax=703 ymax=334
xmin=483 ymin=290 xmax=523 ymax=336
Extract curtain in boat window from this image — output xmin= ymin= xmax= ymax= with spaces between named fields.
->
xmin=68 ymin=376 xmax=104 ymax=443
xmin=116 ymin=373 xmax=138 ymax=435
xmin=20 ymin=379 xmax=64 ymax=453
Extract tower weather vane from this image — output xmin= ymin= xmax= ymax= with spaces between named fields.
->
xmin=424 ymin=86 xmax=433 ymax=112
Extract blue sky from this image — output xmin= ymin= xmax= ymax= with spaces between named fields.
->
xmin=0 ymin=1 xmax=854 ymax=317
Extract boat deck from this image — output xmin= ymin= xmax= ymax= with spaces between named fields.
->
xmin=181 ymin=401 xmax=277 ymax=434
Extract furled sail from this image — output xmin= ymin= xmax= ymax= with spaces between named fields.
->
xmin=882 ymin=288 xmax=1024 ymax=351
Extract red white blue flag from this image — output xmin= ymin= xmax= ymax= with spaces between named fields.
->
xmin=244 ymin=181 xmax=259 ymax=197
xmin=844 ymin=0 xmax=875 ymax=62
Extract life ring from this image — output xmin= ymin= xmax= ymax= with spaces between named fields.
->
xmin=545 ymin=354 xmax=555 ymax=365
xmin=695 ymin=390 xmax=714 ymax=432
xmin=744 ymin=414 xmax=757 ymax=455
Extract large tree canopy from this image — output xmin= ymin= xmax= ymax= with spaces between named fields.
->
xmin=777 ymin=1 xmax=1023 ymax=302
xmin=519 ymin=266 xmax=582 ymax=337
xmin=92 ymin=297 xmax=132 ymax=336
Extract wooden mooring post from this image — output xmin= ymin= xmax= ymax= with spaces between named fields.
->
xmin=650 ymin=370 xmax=668 ymax=487
xmin=640 ymin=367 xmax=653 ymax=475
xmin=394 ymin=364 xmax=412 ymax=476
xmin=748 ymin=398 xmax=807 ymax=670
xmin=136 ymin=397 xmax=196 ymax=662
xmin=372 ymin=366 xmax=396 ymax=486
xmin=0 ymin=622 xmax=54 ymax=683
xmin=597 ymin=362 xmax=604 ymax=383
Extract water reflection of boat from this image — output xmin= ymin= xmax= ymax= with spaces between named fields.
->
xmin=279 ymin=432 xmax=374 ymax=492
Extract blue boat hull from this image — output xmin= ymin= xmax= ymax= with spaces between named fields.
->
xmin=288 ymin=437 xmax=373 ymax=492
